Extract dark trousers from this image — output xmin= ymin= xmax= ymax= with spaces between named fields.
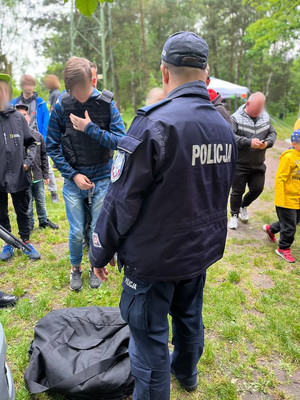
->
xmin=120 ymin=273 xmax=206 ymax=400
xmin=230 ymin=165 xmax=266 ymax=215
xmin=270 ymin=206 xmax=300 ymax=249
xmin=0 ymin=189 xmax=31 ymax=242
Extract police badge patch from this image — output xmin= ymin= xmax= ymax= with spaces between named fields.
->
xmin=92 ymin=232 xmax=102 ymax=248
xmin=111 ymin=150 xmax=125 ymax=182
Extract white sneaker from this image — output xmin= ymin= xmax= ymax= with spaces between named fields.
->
xmin=228 ymin=215 xmax=239 ymax=230
xmin=239 ymin=207 xmax=249 ymax=223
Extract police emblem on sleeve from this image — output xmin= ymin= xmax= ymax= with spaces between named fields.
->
xmin=111 ymin=150 xmax=125 ymax=182
xmin=92 ymin=232 xmax=102 ymax=248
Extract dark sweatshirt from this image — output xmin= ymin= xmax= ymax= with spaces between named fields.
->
xmin=30 ymin=129 xmax=49 ymax=182
xmin=0 ymin=106 xmax=36 ymax=193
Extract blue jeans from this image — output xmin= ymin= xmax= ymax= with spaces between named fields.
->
xmin=119 ymin=273 xmax=206 ymax=400
xmin=62 ymin=178 xmax=110 ymax=266
xmin=29 ymin=180 xmax=48 ymax=230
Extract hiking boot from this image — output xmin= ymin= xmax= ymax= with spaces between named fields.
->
xmin=51 ymin=191 xmax=60 ymax=203
xmin=70 ymin=266 xmax=83 ymax=291
xmin=89 ymin=268 xmax=102 ymax=289
xmin=239 ymin=207 xmax=249 ymax=222
xmin=228 ymin=214 xmax=239 ymax=230
xmin=0 ymin=292 xmax=18 ymax=307
xmin=0 ymin=244 xmax=14 ymax=261
xmin=39 ymin=219 xmax=59 ymax=229
xmin=23 ymin=242 xmax=41 ymax=260
xmin=275 ymin=248 xmax=295 ymax=263
xmin=263 ymin=224 xmax=276 ymax=243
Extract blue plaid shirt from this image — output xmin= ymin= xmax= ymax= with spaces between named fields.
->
xmin=46 ymin=88 xmax=126 ymax=181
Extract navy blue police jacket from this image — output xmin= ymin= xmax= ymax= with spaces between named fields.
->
xmin=89 ymin=80 xmax=237 ymax=281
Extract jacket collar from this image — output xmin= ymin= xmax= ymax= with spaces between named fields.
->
xmin=0 ymin=105 xmax=16 ymax=118
xmin=166 ymin=80 xmax=210 ymax=101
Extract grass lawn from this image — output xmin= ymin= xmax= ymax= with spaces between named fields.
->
xmin=0 ymin=116 xmax=299 ymax=400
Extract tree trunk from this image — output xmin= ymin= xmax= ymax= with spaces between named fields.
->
xmin=265 ymin=70 xmax=273 ymax=99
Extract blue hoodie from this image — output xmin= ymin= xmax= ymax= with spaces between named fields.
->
xmin=11 ymin=94 xmax=50 ymax=140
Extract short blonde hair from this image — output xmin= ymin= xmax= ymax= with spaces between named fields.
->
xmin=64 ymin=57 xmax=92 ymax=92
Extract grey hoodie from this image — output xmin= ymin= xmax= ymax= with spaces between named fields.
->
xmin=231 ymin=104 xmax=276 ymax=167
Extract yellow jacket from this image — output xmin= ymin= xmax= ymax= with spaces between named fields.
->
xmin=294 ymin=118 xmax=300 ymax=130
xmin=275 ymin=148 xmax=300 ymax=209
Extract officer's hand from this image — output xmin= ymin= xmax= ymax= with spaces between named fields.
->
xmin=258 ymin=141 xmax=267 ymax=150
xmin=23 ymin=164 xmax=29 ymax=171
xmin=73 ymin=174 xmax=94 ymax=190
xmin=44 ymin=179 xmax=50 ymax=185
xmin=70 ymin=111 xmax=91 ymax=132
xmin=251 ymin=138 xmax=263 ymax=149
xmin=94 ymin=267 xmax=109 ymax=282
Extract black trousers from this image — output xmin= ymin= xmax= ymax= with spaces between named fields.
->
xmin=0 ymin=189 xmax=31 ymax=242
xmin=270 ymin=207 xmax=300 ymax=249
xmin=230 ymin=165 xmax=266 ymax=215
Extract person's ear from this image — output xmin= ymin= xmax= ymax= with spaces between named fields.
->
xmin=161 ymin=64 xmax=169 ymax=85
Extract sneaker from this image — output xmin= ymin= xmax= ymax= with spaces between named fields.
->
xmin=70 ymin=266 xmax=83 ymax=291
xmin=51 ymin=191 xmax=60 ymax=203
xmin=275 ymin=248 xmax=296 ymax=263
xmin=263 ymin=224 xmax=276 ymax=243
xmin=239 ymin=207 xmax=249 ymax=222
xmin=89 ymin=268 xmax=102 ymax=289
xmin=39 ymin=219 xmax=59 ymax=229
xmin=228 ymin=214 xmax=239 ymax=230
xmin=0 ymin=244 xmax=14 ymax=261
xmin=23 ymin=242 xmax=41 ymax=260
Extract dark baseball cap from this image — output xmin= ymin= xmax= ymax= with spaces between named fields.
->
xmin=161 ymin=31 xmax=209 ymax=69
xmin=16 ymin=103 xmax=29 ymax=112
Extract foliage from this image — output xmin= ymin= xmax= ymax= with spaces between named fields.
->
xmin=1 ymin=0 xmax=299 ymax=115
xmin=64 ymin=0 xmax=114 ymax=17
xmin=245 ymin=0 xmax=300 ymax=52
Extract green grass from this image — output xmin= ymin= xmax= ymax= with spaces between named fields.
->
xmin=1 ymin=168 xmax=300 ymax=400
xmin=270 ymin=112 xmax=298 ymax=141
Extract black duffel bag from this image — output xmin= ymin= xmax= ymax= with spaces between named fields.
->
xmin=24 ymin=306 xmax=134 ymax=399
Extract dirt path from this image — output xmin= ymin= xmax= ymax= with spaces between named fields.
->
xmin=227 ymin=140 xmax=289 ymax=242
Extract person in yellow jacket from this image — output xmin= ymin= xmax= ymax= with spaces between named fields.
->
xmin=294 ymin=117 xmax=300 ymax=131
xmin=263 ymin=129 xmax=300 ymax=263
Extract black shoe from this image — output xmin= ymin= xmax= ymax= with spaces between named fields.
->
xmin=51 ymin=192 xmax=60 ymax=203
xmin=89 ymin=268 xmax=102 ymax=289
xmin=171 ymin=368 xmax=198 ymax=392
xmin=39 ymin=219 xmax=59 ymax=229
xmin=0 ymin=292 xmax=18 ymax=307
xmin=70 ymin=267 xmax=83 ymax=291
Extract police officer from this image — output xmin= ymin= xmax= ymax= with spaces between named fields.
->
xmin=90 ymin=32 xmax=237 ymax=399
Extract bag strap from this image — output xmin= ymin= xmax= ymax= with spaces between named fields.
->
xmin=25 ymin=350 xmax=129 ymax=394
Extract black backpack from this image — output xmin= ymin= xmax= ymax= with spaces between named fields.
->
xmin=24 ymin=306 xmax=134 ymax=399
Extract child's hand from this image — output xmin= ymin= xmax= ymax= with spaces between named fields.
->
xmin=44 ymin=179 xmax=50 ymax=185
xmin=70 ymin=111 xmax=91 ymax=132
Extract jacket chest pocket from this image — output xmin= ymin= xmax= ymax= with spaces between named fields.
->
xmin=119 ymin=276 xmax=152 ymax=331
